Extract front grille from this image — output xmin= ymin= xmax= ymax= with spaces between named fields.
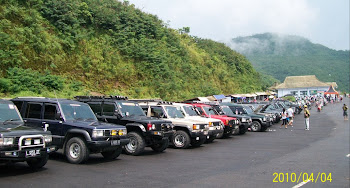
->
xmin=18 ymin=135 xmax=45 ymax=150
xmin=213 ymin=122 xmax=220 ymax=127
xmin=228 ymin=120 xmax=235 ymax=126
xmin=199 ymin=124 xmax=207 ymax=129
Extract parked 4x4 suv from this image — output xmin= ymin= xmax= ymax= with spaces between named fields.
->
xmin=138 ymin=101 xmax=209 ymax=149
xmin=11 ymin=97 xmax=129 ymax=164
xmin=0 ymin=99 xmax=55 ymax=169
xmin=75 ymin=96 xmax=174 ymax=155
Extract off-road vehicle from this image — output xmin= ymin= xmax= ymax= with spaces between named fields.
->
xmin=210 ymin=104 xmax=252 ymax=135
xmin=0 ymin=99 xmax=55 ymax=169
xmin=137 ymin=101 xmax=209 ymax=149
xmin=75 ymin=96 xmax=174 ymax=155
xmin=11 ymin=97 xmax=129 ymax=164
xmin=222 ymin=103 xmax=271 ymax=132
xmin=188 ymin=103 xmax=239 ymax=138
xmin=172 ymin=103 xmax=224 ymax=143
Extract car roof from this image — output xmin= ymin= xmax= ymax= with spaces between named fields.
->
xmin=11 ymin=97 xmax=83 ymax=105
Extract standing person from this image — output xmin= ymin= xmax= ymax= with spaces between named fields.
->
xmin=287 ymin=106 xmax=294 ymax=127
xmin=280 ymin=108 xmax=288 ymax=129
xmin=304 ymin=105 xmax=311 ymax=130
xmin=343 ymin=104 xmax=348 ymax=120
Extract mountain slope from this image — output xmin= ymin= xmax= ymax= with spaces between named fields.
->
xmin=227 ymin=33 xmax=349 ymax=92
xmin=0 ymin=0 xmax=265 ymax=100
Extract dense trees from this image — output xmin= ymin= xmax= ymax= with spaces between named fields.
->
xmin=0 ymin=0 xmax=265 ymax=100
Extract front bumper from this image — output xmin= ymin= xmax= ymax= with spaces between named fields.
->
xmin=240 ymin=121 xmax=252 ymax=130
xmin=87 ymin=137 xmax=129 ymax=152
xmin=0 ymin=146 xmax=56 ymax=162
xmin=261 ymin=121 xmax=272 ymax=127
xmin=147 ymin=130 xmax=174 ymax=138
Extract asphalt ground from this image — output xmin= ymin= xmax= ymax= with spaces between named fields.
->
xmin=0 ymin=98 xmax=349 ymax=188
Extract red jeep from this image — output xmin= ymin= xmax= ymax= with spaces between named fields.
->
xmin=188 ymin=103 xmax=239 ymax=138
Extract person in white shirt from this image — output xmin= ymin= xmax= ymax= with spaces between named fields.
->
xmin=280 ymin=108 xmax=288 ymax=129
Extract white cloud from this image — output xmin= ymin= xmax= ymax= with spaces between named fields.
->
xmin=128 ymin=0 xmax=348 ymax=50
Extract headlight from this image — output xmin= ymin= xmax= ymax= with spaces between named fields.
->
xmin=241 ymin=118 xmax=246 ymax=122
xmin=0 ymin=137 xmax=14 ymax=146
xmin=92 ymin=130 xmax=104 ymax=138
xmin=263 ymin=117 xmax=266 ymax=121
xmin=209 ymin=122 xmax=213 ymax=127
xmin=44 ymin=135 xmax=52 ymax=143
xmin=118 ymin=129 xmax=127 ymax=136
xmin=193 ymin=124 xmax=200 ymax=130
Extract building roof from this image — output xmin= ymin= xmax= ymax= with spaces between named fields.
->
xmin=275 ymin=75 xmax=330 ymax=89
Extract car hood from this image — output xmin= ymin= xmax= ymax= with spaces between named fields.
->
xmin=0 ymin=124 xmax=51 ymax=136
xmin=122 ymin=116 xmax=172 ymax=124
xmin=65 ymin=120 xmax=126 ymax=129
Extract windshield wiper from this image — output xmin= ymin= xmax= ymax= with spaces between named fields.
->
xmin=3 ymin=119 xmax=21 ymax=124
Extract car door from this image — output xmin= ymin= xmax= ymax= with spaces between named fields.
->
xmin=101 ymin=102 xmax=120 ymax=124
xmin=22 ymin=102 xmax=44 ymax=129
xmin=43 ymin=103 xmax=63 ymax=146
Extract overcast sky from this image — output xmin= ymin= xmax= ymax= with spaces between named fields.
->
xmin=128 ymin=0 xmax=349 ymax=50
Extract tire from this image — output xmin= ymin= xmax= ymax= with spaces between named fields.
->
xmin=172 ymin=130 xmax=191 ymax=149
xmin=124 ymin=132 xmax=145 ymax=156
xmin=205 ymin=135 xmax=216 ymax=143
xmin=191 ymin=137 xmax=206 ymax=147
xmin=216 ymin=132 xmax=224 ymax=139
xmin=239 ymin=126 xmax=247 ymax=135
xmin=27 ymin=154 xmax=49 ymax=169
xmin=65 ymin=137 xmax=89 ymax=164
xmin=151 ymin=138 xmax=169 ymax=152
xmin=232 ymin=127 xmax=240 ymax=135
xmin=251 ymin=121 xmax=261 ymax=132
xmin=101 ymin=147 xmax=122 ymax=160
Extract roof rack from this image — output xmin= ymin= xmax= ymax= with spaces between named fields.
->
xmin=75 ymin=95 xmax=128 ymax=102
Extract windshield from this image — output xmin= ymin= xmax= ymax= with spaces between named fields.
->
xmin=164 ymin=106 xmax=184 ymax=118
xmin=183 ymin=106 xmax=199 ymax=116
xmin=243 ymin=106 xmax=254 ymax=114
xmin=0 ymin=103 xmax=23 ymax=126
xmin=254 ymin=105 xmax=264 ymax=112
xmin=203 ymin=106 xmax=216 ymax=115
xmin=117 ymin=102 xmax=146 ymax=117
xmin=221 ymin=106 xmax=234 ymax=116
xmin=61 ymin=103 xmax=97 ymax=121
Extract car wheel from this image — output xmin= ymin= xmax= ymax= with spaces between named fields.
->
xmin=101 ymin=147 xmax=122 ymax=160
xmin=151 ymin=138 xmax=169 ymax=152
xmin=251 ymin=121 xmax=261 ymax=132
xmin=65 ymin=137 xmax=89 ymax=164
xmin=124 ymin=132 xmax=145 ymax=156
xmin=172 ymin=130 xmax=190 ymax=149
xmin=27 ymin=154 xmax=49 ymax=169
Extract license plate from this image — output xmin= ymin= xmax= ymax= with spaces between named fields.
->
xmin=26 ymin=149 xmax=40 ymax=157
xmin=204 ymin=131 xmax=208 ymax=135
xmin=111 ymin=140 xmax=120 ymax=146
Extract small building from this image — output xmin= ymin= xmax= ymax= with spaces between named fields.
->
xmin=274 ymin=75 xmax=333 ymax=97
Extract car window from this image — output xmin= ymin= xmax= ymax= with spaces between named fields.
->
xmin=150 ymin=107 xmax=166 ymax=118
xmin=44 ymin=103 xmax=59 ymax=120
xmin=102 ymin=103 xmax=115 ymax=116
xmin=25 ymin=103 xmax=42 ymax=119
xmin=89 ymin=103 xmax=102 ymax=116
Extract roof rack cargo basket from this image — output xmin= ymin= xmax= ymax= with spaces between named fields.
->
xmin=75 ymin=95 xmax=128 ymax=101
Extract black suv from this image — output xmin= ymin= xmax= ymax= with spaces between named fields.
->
xmin=222 ymin=103 xmax=272 ymax=132
xmin=211 ymin=104 xmax=252 ymax=135
xmin=11 ymin=97 xmax=129 ymax=164
xmin=0 ymin=99 xmax=55 ymax=169
xmin=75 ymin=96 xmax=174 ymax=155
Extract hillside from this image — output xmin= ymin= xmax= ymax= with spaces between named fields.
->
xmin=227 ymin=33 xmax=349 ymax=92
xmin=0 ymin=0 xmax=266 ymax=101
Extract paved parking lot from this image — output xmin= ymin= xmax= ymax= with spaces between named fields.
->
xmin=0 ymin=99 xmax=349 ymax=188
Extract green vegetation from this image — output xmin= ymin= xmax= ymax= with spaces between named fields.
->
xmin=229 ymin=33 xmax=349 ymax=92
xmin=0 ymin=0 xmax=266 ymax=101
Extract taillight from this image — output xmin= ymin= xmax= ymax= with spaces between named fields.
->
xmin=147 ymin=123 xmax=156 ymax=130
